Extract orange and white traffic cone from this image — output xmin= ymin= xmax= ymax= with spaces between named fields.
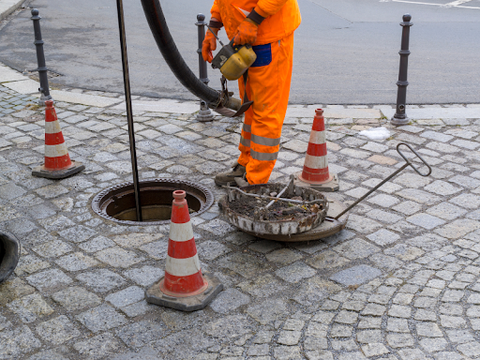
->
xmin=295 ymin=108 xmax=339 ymax=192
xmin=32 ymin=100 xmax=84 ymax=179
xmin=146 ymin=190 xmax=223 ymax=311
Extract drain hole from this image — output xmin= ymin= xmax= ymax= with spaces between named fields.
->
xmin=92 ymin=179 xmax=214 ymax=225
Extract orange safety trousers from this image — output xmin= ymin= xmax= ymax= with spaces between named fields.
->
xmin=237 ymin=33 xmax=294 ymax=185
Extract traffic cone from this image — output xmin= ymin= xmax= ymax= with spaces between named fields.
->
xmin=32 ymin=100 xmax=85 ymax=179
xmin=295 ymin=108 xmax=339 ymax=192
xmin=146 ymin=190 xmax=223 ymax=311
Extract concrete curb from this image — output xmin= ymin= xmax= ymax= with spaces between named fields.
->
xmin=1 ymin=62 xmax=480 ymax=120
xmin=0 ymin=0 xmax=25 ymax=21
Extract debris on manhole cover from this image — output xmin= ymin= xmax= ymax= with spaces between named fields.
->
xmin=219 ymin=176 xmax=328 ymax=236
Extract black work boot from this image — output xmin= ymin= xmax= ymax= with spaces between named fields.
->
xmin=214 ymin=162 xmax=246 ymax=186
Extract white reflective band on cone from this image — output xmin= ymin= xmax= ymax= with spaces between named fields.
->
xmin=45 ymin=144 xmax=68 ymax=158
xmin=45 ymin=121 xmax=62 ymax=134
xmin=304 ymin=154 xmax=328 ymax=169
xmin=169 ymin=221 xmax=194 ymax=242
xmin=309 ymin=130 xmax=326 ymax=144
xmin=165 ymin=254 xmax=201 ymax=277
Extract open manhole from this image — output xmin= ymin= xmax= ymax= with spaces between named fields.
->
xmin=92 ymin=179 xmax=214 ymax=225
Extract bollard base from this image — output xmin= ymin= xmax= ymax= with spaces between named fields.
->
xmin=391 ymin=115 xmax=410 ymax=126
xmin=32 ymin=161 xmax=85 ymax=180
xmin=197 ymin=101 xmax=215 ymax=122
xmin=146 ymin=273 xmax=223 ymax=312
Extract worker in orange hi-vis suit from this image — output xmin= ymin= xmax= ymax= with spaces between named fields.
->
xmin=202 ymin=0 xmax=301 ymax=186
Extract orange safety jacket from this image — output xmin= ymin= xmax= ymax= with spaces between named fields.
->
xmin=210 ymin=0 xmax=301 ymax=46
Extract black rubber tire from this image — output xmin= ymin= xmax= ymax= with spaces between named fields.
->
xmin=0 ymin=232 xmax=21 ymax=283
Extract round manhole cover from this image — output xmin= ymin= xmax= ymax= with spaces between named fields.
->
xmin=91 ymin=179 xmax=214 ymax=225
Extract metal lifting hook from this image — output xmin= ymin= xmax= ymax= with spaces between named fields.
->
xmin=331 ymin=142 xmax=432 ymax=221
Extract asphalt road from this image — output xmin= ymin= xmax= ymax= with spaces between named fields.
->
xmin=0 ymin=0 xmax=479 ymax=104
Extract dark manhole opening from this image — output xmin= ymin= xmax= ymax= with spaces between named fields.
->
xmin=92 ymin=179 xmax=214 ymax=225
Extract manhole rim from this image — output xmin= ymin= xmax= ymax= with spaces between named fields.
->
xmin=91 ymin=178 xmax=214 ymax=226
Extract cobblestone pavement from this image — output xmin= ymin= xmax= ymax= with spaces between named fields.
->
xmin=1 ymin=69 xmax=480 ymax=360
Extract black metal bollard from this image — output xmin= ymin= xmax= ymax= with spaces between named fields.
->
xmin=31 ymin=9 xmax=52 ymax=104
xmin=391 ymin=14 xmax=413 ymax=126
xmin=195 ymin=13 xmax=214 ymax=122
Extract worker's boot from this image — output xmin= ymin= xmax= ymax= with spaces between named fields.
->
xmin=214 ymin=161 xmax=246 ymax=186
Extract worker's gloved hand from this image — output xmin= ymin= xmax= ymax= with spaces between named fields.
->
xmin=202 ymin=27 xmax=219 ymax=63
xmin=234 ymin=18 xmax=258 ymax=45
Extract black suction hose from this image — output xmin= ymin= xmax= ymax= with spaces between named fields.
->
xmin=140 ymin=0 xmax=241 ymax=112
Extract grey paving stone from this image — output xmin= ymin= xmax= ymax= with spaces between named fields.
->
xmin=203 ymin=314 xmax=254 ymax=339
xmin=246 ymin=299 xmax=287 ymax=325
xmin=111 ymin=347 xmax=160 ymax=360
xmin=330 ymin=265 xmax=382 ymax=286
xmin=275 ymin=261 xmax=316 ymax=283
xmin=209 ymin=288 xmax=250 ymax=314
xmin=26 ymin=350 xmax=70 ymax=360
xmin=197 ymin=240 xmax=231 ymax=260
xmin=450 ymin=193 xmax=480 ymax=210
xmin=424 ymin=180 xmax=463 ymax=196
xmin=26 ymin=268 xmax=72 ymax=291
xmin=51 ymin=286 xmax=101 ymax=311
xmin=38 ymin=215 xmax=75 ymax=232
xmin=217 ymin=253 xmax=271 ymax=279
xmin=306 ymin=250 xmax=350 ymax=269
xmin=0 ymin=325 xmax=42 ymax=359
xmin=266 ymin=248 xmax=304 ymax=264
xmin=123 ymin=265 xmax=164 ymax=287
xmin=277 ymin=330 xmax=302 ymax=345
xmin=76 ymin=304 xmax=128 ymax=333
xmin=197 ymin=218 xmax=237 ymax=236
xmin=35 ymin=315 xmax=81 ymax=345
xmin=237 ymin=274 xmax=288 ymax=298
xmin=76 ymin=269 xmax=126 ymax=293
xmin=58 ymin=225 xmax=97 ymax=243
xmin=73 ymin=332 xmax=123 ymax=359
xmin=14 ymin=254 xmax=51 ymax=276
xmin=116 ymin=320 xmax=169 ymax=348
xmin=0 ymin=182 xmax=27 ymax=200
xmin=55 ymin=252 xmax=99 ymax=271
xmin=435 ymin=219 xmax=480 ymax=239
xmin=333 ymin=238 xmax=380 ymax=260
xmin=78 ymin=235 xmax=116 ymax=252
xmin=106 ymin=286 xmax=145 ymax=308
xmin=34 ymin=184 xmax=70 ymax=199
xmin=248 ymin=240 xmax=283 ymax=254
xmin=446 ymin=329 xmax=476 ymax=344
xmin=345 ymin=214 xmax=383 ymax=234
xmin=406 ymin=213 xmax=446 ymax=230
xmin=7 ymin=293 xmax=54 ymax=323
xmin=367 ymin=229 xmax=401 ymax=246
xmin=95 ymin=247 xmax=145 ymax=268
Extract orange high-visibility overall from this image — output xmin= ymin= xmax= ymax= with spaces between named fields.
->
xmin=211 ymin=0 xmax=301 ymax=184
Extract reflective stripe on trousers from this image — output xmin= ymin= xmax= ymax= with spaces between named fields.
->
xmin=237 ymin=33 xmax=294 ymax=184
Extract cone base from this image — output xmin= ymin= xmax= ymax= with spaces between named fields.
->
xmin=296 ymin=173 xmax=339 ymax=192
xmin=32 ymin=161 xmax=85 ymax=180
xmin=146 ymin=273 xmax=223 ymax=312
